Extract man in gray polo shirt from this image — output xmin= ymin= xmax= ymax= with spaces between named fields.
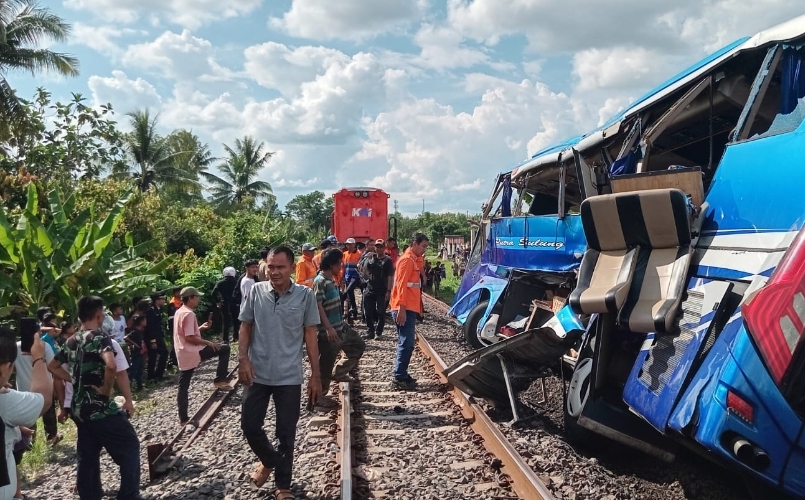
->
xmin=238 ymin=245 xmax=322 ymax=497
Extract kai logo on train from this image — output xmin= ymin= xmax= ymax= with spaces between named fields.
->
xmin=494 ymin=237 xmax=565 ymax=249
xmin=352 ymin=207 xmax=373 ymax=217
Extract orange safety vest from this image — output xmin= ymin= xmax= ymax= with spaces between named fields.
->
xmin=390 ymin=249 xmax=422 ymax=314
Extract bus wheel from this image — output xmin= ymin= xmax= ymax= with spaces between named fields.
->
xmin=463 ymin=301 xmax=490 ymax=349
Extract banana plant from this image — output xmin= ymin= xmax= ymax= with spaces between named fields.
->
xmin=0 ymin=183 xmax=174 ymax=319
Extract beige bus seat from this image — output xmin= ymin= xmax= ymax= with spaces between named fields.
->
xmin=616 ymin=189 xmax=694 ymax=333
xmin=569 ymin=195 xmax=639 ymax=315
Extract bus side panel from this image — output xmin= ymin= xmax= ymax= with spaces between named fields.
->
xmin=484 ymin=215 xmax=585 ymax=273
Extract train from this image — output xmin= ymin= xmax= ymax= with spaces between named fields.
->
xmin=330 ymin=187 xmax=395 ymax=243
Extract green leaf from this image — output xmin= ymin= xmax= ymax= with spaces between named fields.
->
xmin=93 ymin=191 xmax=132 ymax=257
xmin=24 ymin=183 xmax=38 ymax=214
xmin=0 ymin=209 xmax=19 ymax=264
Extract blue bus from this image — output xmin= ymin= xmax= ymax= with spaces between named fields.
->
xmin=448 ymin=15 xmax=805 ymax=496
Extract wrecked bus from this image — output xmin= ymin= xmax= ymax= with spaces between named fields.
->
xmin=447 ymin=15 xmax=805 ymax=496
xmin=447 ymin=136 xmax=591 ymax=349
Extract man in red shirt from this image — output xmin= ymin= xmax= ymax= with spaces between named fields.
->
xmin=389 ymin=233 xmax=429 ymax=389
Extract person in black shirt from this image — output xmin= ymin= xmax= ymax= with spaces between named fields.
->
xmin=125 ymin=315 xmax=146 ymax=391
xmin=363 ymin=239 xmax=394 ymax=340
xmin=211 ymin=266 xmax=238 ymax=344
xmin=146 ymin=292 xmax=168 ymax=381
xmin=166 ymin=286 xmax=183 ymax=368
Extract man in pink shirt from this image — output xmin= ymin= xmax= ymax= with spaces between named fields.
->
xmin=174 ymin=286 xmax=235 ymax=427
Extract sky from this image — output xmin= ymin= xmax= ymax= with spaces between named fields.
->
xmin=15 ymin=1 xmax=805 ymax=215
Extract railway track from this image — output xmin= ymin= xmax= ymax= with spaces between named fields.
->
xmin=334 ymin=294 xmax=555 ymax=499
xmin=146 ymin=363 xmax=240 ymax=480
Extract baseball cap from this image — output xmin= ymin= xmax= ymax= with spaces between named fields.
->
xmin=301 ymin=243 xmax=316 ymax=251
xmin=327 ymin=235 xmax=338 ymax=243
xmin=223 ymin=266 xmax=237 ymax=277
xmin=180 ymin=286 xmax=204 ymax=298
xmin=375 ymin=239 xmax=385 ymax=246
xmin=345 ymin=237 xmax=356 ymax=244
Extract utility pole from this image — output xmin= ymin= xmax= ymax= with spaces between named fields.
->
xmin=422 ymin=199 xmax=425 ymax=214
xmin=394 ymin=199 xmax=399 ymax=214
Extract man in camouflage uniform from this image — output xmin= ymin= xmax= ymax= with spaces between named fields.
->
xmin=53 ymin=296 xmax=142 ymax=500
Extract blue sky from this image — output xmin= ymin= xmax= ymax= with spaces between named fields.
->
xmin=14 ymin=1 xmax=804 ymax=214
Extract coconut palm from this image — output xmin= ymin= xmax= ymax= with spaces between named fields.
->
xmin=0 ymin=0 xmax=78 ymax=127
xmin=202 ymin=135 xmax=273 ymax=210
xmin=163 ymin=129 xmax=213 ymax=200
xmin=119 ymin=109 xmax=198 ymax=193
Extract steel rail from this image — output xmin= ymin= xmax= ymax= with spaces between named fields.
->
xmin=420 ymin=293 xmax=556 ymax=500
xmin=338 ymin=381 xmax=353 ymax=500
xmin=147 ymin=363 xmax=240 ymax=480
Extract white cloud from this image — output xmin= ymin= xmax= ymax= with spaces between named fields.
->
xmin=270 ymin=0 xmax=428 ymax=41
xmin=413 ymin=24 xmax=489 ymax=69
xmin=122 ymin=30 xmax=235 ymax=82
xmin=572 ymin=46 xmax=671 ymax=92
xmin=353 ymin=75 xmax=589 ymax=211
xmin=63 ymin=0 xmax=262 ymax=29
xmin=244 ymin=42 xmax=350 ymax=96
xmin=87 ymin=70 xmax=162 ymax=113
xmin=446 ymin=0 xmax=804 ymax=54
xmin=70 ymin=23 xmax=142 ymax=58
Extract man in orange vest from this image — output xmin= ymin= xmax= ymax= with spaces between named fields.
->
xmin=389 ymin=233 xmax=429 ymax=389
xmin=295 ymin=243 xmax=318 ymax=288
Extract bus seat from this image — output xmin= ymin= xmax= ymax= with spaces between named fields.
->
xmin=616 ymin=189 xmax=694 ymax=333
xmin=569 ymin=195 xmax=640 ymax=314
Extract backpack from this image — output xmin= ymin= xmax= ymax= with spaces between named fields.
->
xmin=232 ymin=273 xmax=259 ymax=304
xmin=358 ymin=252 xmax=377 ymax=281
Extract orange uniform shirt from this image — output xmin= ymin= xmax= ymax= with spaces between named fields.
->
xmin=390 ymin=249 xmax=423 ymax=314
xmin=295 ymin=255 xmax=318 ymax=288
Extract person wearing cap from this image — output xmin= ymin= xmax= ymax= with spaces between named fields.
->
xmin=390 ymin=233 xmax=429 ymax=389
xmin=363 ymin=239 xmax=394 ymax=339
xmin=212 ymin=267 xmax=239 ymax=344
xmin=295 ymin=243 xmax=318 ymax=288
xmin=341 ymin=238 xmax=362 ymax=323
xmin=146 ymin=292 xmax=168 ymax=382
xmin=174 ymin=286 xmax=234 ymax=427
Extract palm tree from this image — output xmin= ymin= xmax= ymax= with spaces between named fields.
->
xmin=163 ymin=129 xmax=213 ymax=200
xmin=202 ymin=135 xmax=273 ymax=210
xmin=0 ymin=0 xmax=79 ymax=128
xmin=119 ymin=109 xmax=197 ymax=193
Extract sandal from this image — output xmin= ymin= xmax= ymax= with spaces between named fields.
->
xmin=249 ymin=464 xmax=273 ymax=490
xmin=273 ymin=488 xmax=294 ymax=500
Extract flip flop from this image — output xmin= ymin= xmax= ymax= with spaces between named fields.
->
xmin=249 ymin=464 xmax=273 ymax=490
xmin=273 ymin=488 xmax=294 ymax=500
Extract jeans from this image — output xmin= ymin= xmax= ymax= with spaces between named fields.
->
xmin=342 ymin=277 xmax=361 ymax=318
xmin=75 ymin=412 xmax=140 ymax=500
xmin=364 ymin=291 xmax=387 ymax=336
xmin=392 ymin=310 xmax=418 ymax=380
xmin=241 ymin=384 xmax=301 ymax=489
xmin=129 ymin=355 xmax=143 ymax=390
xmin=147 ymin=336 xmax=168 ymax=380
xmin=178 ymin=344 xmax=231 ymax=422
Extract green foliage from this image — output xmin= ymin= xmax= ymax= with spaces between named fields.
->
xmin=0 ymin=0 xmax=79 ymax=132
xmin=0 ymin=90 xmax=125 ymax=183
xmin=202 ymin=135 xmax=273 ymax=212
xmin=0 ymin=183 xmax=174 ymax=319
xmin=392 ymin=211 xmax=474 ymax=244
xmin=285 ymin=190 xmax=333 ymax=240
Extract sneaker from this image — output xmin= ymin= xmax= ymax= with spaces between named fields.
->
xmin=333 ymin=374 xmax=355 ymax=383
xmin=364 ymin=331 xmax=375 ymax=340
xmin=391 ymin=378 xmax=417 ymax=390
xmin=403 ymin=375 xmax=418 ymax=384
xmin=181 ymin=419 xmax=199 ymax=431
xmin=213 ymin=377 xmax=236 ymax=390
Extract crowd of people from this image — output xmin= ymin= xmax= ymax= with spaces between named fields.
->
xmin=0 ymin=232 xmax=433 ymax=500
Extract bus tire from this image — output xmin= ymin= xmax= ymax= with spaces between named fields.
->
xmin=463 ymin=301 xmax=489 ymax=349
